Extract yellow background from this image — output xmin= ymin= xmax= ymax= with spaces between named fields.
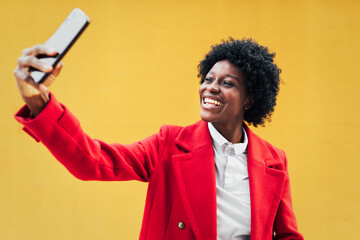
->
xmin=1 ymin=0 xmax=359 ymax=239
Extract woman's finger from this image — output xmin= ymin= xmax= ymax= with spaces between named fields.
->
xmin=13 ymin=66 xmax=29 ymax=81
xmin=42 ymin=62 xmax=63 ymax=87
xmin=14 ymin=62 xmax=49 ymax=93
xmin=22 ymin=44 xmax=57 ymax=57
xmin=52 ymin=61 xmax=63 ymax=77
xmin=17 ymin=55 xmax=53 ymax=72
xmin=14 ymin=66 xmax=45 ymax=94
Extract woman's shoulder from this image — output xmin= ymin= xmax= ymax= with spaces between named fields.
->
xmin=158 ymin=120 xmax=211 ymax=150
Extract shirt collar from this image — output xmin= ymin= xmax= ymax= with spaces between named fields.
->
xmin=208 ymin=122 xmax=248 ymax=155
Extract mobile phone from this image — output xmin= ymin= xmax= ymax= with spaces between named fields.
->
xmin=30 ymin=8 xmax=90 ymax=83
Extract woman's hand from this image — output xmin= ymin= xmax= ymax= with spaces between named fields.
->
xmin=14 ymin=44 xmax=63 ymax=116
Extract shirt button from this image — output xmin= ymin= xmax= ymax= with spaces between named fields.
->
xmin=177 ymin=222 xmax=185 ymax=229
xmin=224 ymin=144 xmax=235 ymax=156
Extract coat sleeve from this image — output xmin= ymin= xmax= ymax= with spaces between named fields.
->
xmin=14 ymin=93 xmax=169 ymax=182
xmin=273 ymin=151 xmax=304 ymax=240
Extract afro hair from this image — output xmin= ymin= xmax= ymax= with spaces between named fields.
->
xmin=198 ymin=37 xmax=281 ymax=127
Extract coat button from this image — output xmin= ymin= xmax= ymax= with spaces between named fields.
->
xmin=177 ymin=222 xmax=185 ymax=229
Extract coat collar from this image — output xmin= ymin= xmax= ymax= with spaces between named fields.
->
xmin=174 ymin=120 xmax=211 ymax=152
xmin=172 ymin=120 xmax=286 ymax=240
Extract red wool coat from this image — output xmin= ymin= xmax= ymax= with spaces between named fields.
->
xmin=15 ymin=94 xmax=303 ymax=240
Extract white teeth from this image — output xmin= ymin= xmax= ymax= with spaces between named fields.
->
xmin=204 ymin=97 xmax=222 ymax=106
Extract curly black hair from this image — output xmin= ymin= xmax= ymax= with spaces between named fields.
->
xmin=198 ymin=37 xmax=281 ymax=127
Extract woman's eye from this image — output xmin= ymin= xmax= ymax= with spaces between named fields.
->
xmin=222 ymin=81 xmax=234 ymax=87
xmin=204 ymin=78 xmax=213 ymax=83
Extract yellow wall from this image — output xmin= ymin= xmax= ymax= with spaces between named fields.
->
xmin=1 ymin=0 xmax=359 ymax=239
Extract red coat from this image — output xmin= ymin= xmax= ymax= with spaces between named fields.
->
xmin=15 ymin=94 xmax=303 ymax=240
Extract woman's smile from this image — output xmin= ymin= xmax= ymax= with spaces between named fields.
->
xmin=202 ymin=96 xmax=223 ymax=107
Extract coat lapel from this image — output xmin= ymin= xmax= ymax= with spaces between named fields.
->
xmin=172 ymin=121 xmax=217 ymax=240
xmin=245 ymin=125 xmax=287 ymax=239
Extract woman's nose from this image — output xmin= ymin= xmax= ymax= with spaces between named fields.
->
xmin=207 ymin=80 xmax=220 ymax=93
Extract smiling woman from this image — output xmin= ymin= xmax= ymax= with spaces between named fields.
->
xmin=14 ymin=38 xmax=303 ymax=240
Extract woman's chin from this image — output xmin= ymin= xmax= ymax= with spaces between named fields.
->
xmin=200 ymin=111 xmax=216 ymax=123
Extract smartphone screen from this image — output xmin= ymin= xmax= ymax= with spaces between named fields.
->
xmin=30 ymin=8 xmax=90 ymax=83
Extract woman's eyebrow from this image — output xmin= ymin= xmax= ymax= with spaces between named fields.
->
xmin=207 ymin=72 xmax=240 ymax=82
xmin=225 ymin=74 xmax=240 ymax=82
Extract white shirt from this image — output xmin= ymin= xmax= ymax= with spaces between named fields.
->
xmin=208 ymin=123 xmax=251 ymax=240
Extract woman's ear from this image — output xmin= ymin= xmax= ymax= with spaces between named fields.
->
xmin=245 ymin=98 xmax=254 ymax=110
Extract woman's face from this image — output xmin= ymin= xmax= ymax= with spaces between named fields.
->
xmin=199 ymin=59 xmax=251 ymax=128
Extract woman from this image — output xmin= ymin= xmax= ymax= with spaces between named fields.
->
xmin=14 ymin=38 xmax=303 ymax=240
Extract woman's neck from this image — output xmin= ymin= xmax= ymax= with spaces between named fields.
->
xmin=212 ymin=122 xmax=244 ymax=143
